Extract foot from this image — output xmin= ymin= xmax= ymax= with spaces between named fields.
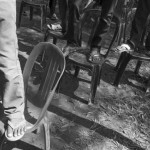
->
xmin=115 ymin=44 xmax=133 ymax=53
xmin=88 ymin=48 xmax=101 ymax=64
xmin=48 ymin=13 xmax=58 ymax=21
xmin=62 ymin=43 xmax=80 ymax=56
xmin=5 ymin=117 xmax=26 ymax=141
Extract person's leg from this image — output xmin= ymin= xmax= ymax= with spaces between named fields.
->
xmin=65 ymin=0 xmax=84 ymax=45
xmin=63 ymin=0 xmax=90 ymax=56
xmin=58 ymin=0 xmax=68 ymax=34
xmin=89 ymin=0 xmax=118 ymax=63
xmin=0 ymin=0 xmax=26 ymax=141
xmin=117 ymin=0 xmax=150 ymax=52
xmin=129 ymin=0 xmax=150 ymax=49
xmin=49 ymin=0 xmax=58 ymax=20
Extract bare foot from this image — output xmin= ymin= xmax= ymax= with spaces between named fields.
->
xmin=5 ymin=118 xmax=26 ymax=141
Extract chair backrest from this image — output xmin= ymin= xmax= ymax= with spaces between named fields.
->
xmin=23 ymin=42 xmax=66 ymax=132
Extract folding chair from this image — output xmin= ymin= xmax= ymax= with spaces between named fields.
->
xmin=0 ymin=42 xmax=66 ymax=150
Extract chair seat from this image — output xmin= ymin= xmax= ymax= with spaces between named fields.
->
xmin=47 ymin=30 xmax=67 ymax=40
xmin=129 ymin=51 xmax=150 ymax=61
xmin=68 ymin=50 xmax=92 ymax=71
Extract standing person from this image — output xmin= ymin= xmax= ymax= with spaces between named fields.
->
xmin=116 ymin=0 xmax=150 ymax=54
xmin=59 ymin=0 xmax=118 ymax=63
xmin=0 ymin=0 xmax=26 ymax=141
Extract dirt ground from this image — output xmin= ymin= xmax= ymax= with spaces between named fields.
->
xmin=1 ymin=1 xmax=150 ymax=150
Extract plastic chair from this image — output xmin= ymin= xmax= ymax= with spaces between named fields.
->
xmin=44 ymin=2 xmax=104 ymax=104
xmin=0 ymin=42 xmax=66 ymax=150
xmin=18 ymin=0 xmax=49 ymax=30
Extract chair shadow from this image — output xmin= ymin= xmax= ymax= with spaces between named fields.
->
xmin=100 ymin=61 xmax=146 ymax=91
xmin=59 ymin=72 xmax=89 ymax=104
xmin=49 ymin=104 xmax=145 ymax=150
xmin=2 ymin=139 xmax=42 ymax=150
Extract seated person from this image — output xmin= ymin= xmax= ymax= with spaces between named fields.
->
xmin=116 ymin=0 xmax=150 ymax=54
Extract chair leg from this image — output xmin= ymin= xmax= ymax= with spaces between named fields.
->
xmin=114 ymin=51 xmax=127 ymax=71
xmin=18 ymin=1 xmax=25 ymax=28
xmin=30 ymin=6 xmax=33 ymax=21
xmin=44 ymin=29 xmax=50 ymax=42
xmin=43 ymin=113 xmax=50 ymax=150
xmin=74 ymin=66 xmax=80 ymax=77
xmin=53 ymin=37 xmax=57 ymax=45
xmin=113 ymin=53 xmax=131 ymax=87
xmin=89 ymin=65 xmax=100 ymax=104
xmin=105 ymin=21 xmax=120 ymax=58
xmin=97 ymin=59 xmax=107 ymax=85
xmin=40 ymin=6 xmax=44 ymax=31
xmin=134 ymin=60 xmax=142 ymax=75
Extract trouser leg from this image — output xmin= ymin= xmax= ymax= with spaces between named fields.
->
xmin=49 ymin=0 xmax=57 ymax=15
xmin=58 ymin=0 xmax=68 ymax=33
xmin=0 ymin=0 xmax=25 ymax=120
xmin=66 ymin=0 xmax=84 ymax=44
xmin=91 ymin=0 xmax=118 ymax=48
xmin=127 ymin=0 xmax=150 ymax=48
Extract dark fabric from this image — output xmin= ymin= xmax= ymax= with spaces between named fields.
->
xmin=145 ymin=32 xmax=150 ymax=50
xmin=127 ymin=0 xmax=150 ymax=49
xmin=58 ymin=0 xmax=117 ymax=47
xmin=58 ymin=0 xmax=92 ymax=44
xmin=58 ymin=0 xmax=68 ymax=34
xmin=49 ymin=0 xmax=57 ymax=15
xmin=91 ymin=0 xmax=118 ymax=49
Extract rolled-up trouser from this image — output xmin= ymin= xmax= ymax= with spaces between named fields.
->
xmin=0 ymin=0 xmax=25 ymax=120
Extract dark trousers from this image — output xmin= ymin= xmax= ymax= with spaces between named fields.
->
xmin=58 ymin=0 xmax=68 ymax=34
xmin=58 ymin=0 xmax=85 ymax=44
xmin=91 ymin=0 xmax=118 ymax=48
xmin=58 ymin=0 xmax=117 ymax=46
xmin=49 ymin=0 xmax=57 ymax=15
xmin=127 ymin=0 xmax=150 ymax=49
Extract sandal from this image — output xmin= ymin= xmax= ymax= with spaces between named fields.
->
xmin=115 ymin=44 xmax=133 ymax=53
xmin=5 ymin=119 xmax=26 ymax=141
xmin=88 ymin=49 xmax=101 ymax=64
xmin=47 ymin=23 xmax=62 ymax=31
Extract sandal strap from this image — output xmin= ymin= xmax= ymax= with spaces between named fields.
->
xmin=120 ymin=44 xmax=131 ymax=50
xmin=7 ymin=119 xmax=26 ymax=129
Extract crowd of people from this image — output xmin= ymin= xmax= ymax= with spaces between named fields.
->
xmin=0 ymin=0 xmax=149 ymax=143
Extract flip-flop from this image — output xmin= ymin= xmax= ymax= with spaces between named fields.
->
xmin=5 ymin=119 xmax=26 ymax=141
xmin=88 ymin=50 xmax=101 ymax=64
